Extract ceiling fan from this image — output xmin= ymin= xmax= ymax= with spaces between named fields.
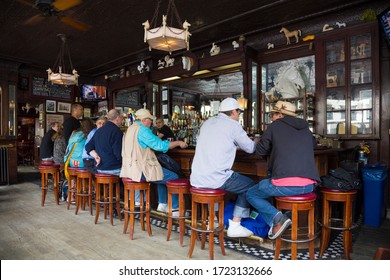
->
xmin=17 ymin=0 xmax=90 ymax=31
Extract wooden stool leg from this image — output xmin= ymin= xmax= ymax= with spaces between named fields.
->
xmin=75 ymin=177 xmax=81 ymax=215
xmin=41 ymin=172 xmax=47 ymax=207
xmin=129 ymin=188 xmax=135 ymax=240
xmin=115 ymin=183 xmax=122 ymax=221
xmin=123 ymin=187 xmax=129 ymax=234
xmin=178 ymin=192 xmax=185 ymax=247
xmin=109 ymin=183 xmax=114 ymax=226
xmin=291 ymin=205 xmax=298 ymax=260
xmin=209 ymin=202 xmax=215 ymax=260
xmin=218 ymin=201 xmax=226 ymax=256
xmin=188 ymin=201 xmax=198 ymax=258
xmin=54 ymin=171 xmax=59 ymax=205
xmin=94 ymin=184 xmax=101 ymax=224
xmin=308 ymin=205 xmax=315 ymax=259
xmin=344 ymin=198 xmax=353 ymax=260
xmin=200 ymin=204 xmax=207 ymax=250
xmin=139 ymin=190 xmax=145 ymax=231
xmin=145 ymin=188 xmax=152 ymax=236
xmin=319 ymin=199 xmax=331 ymax=256
xmin=166 ymin=191 xmax=173 ymax=241
xmin=89 ymin=177 xmax=93 ymax=216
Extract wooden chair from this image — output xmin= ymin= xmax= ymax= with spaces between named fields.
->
xmin=66 ymin=167 xmax=79 ymax=210
xmin=188 ymin=187 xmax=226 ymax=260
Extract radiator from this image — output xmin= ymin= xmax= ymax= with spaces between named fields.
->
xmin=0 ymin=147 xmax=9 ymax=185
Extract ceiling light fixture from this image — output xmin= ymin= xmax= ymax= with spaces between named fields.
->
xmin=237 ymin=92 xmax=248 ymax=109
xmin=143 ymin=0 xmax=191 ymax=54
xmin=47 ymin=34 xmax=79 ymax=86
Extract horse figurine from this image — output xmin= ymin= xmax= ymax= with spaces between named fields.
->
xmin=210 ymin=43 xmax=220 ymax=56
xmin=164 ymin=55 xmax=175 ymax=67
xmin=280 ymin=27 xmax=301 ymax=45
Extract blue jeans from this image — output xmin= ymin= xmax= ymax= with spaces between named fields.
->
xmin=140 ymin=167 xmax=179 ymax=209
xmin=246 ymin=178 xmax=315 ymax=226
xmin=219 ymin=172 xmax=254 ymax=218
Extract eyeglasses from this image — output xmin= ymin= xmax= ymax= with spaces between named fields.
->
xmin=236 ymin=109 xmax=243 ymax=115
xmin=269 ymin=112 xmax=279 ymax=118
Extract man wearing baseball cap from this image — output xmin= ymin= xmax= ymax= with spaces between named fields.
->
xmin=191 ymin=97 xmax=260 ymax=238
xmin=121 ymin=108 xmax=188 ymax=213
xmin=247 ymin=101 xmax=320 ymax=240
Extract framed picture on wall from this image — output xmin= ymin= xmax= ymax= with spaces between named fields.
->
xmin=46 ymin=100 xmax=56 ymax=113
xmin=57 ymin=102 xmax=71 ymax=113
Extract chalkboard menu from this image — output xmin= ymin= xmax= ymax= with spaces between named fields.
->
xmin=115 ymin=88 xmax=140 ymax=107
xmin=32 ymin=77 xmax=73 ymax=100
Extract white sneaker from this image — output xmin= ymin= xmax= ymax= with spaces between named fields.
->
xmin=227 ymin=219 xmax=253 ymax=238
xmin=157 ymin=203 xmax=168 ymax=213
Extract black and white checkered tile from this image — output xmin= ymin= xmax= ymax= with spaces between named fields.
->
xmin=148 ymin=215 xmax=353 ymax=260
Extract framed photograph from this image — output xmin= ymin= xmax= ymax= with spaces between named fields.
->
xmin=46 ymin=100 xmax=56 ymax=113
xmin=46 ymin=114 xmax=64 ymax=132
xmin=84 ymin=108 xmax=91 ymax=118
xmin=57 ymin=102 xmax=71 ymax=113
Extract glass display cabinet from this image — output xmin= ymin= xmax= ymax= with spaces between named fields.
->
xmin=317 ymin=22 xmax=379 ymax=139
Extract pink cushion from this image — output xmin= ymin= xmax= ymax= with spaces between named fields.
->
xmin=190 ymin=187 xmax=226 ymax=195
xmin=122 ymin=178 xmax=147 ymax=183
xmin=39 ymin=164 xmax=60 ymax=169
xmin=167 ymin=178 xmax=190 ymax=187
xmin=276 ymin=192 xmax=316 ymax=201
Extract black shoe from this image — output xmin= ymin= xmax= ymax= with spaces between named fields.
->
xmin=268 ymin=214 xmax=292 ymax=240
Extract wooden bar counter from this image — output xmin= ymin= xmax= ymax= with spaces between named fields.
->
xmin=168 ymin=146 xmax=346 ymax=180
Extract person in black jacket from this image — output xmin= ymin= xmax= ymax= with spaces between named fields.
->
xmin=63 ymin=103 xmax=84 ymax=145
xmin=246 ymin=101 xmax=320 ymax=240
xmin=40 ymin=121 xmax=60 ymax=161
xmin=155 ymin=118 xmax=175 ymax=141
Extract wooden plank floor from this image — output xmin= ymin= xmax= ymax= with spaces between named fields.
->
xmin=1 ymin=166 xmax=389 ymax=260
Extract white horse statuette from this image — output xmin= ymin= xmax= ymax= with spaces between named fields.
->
xmin=267 ymin=42 xmax=274 ymax=49
xmin=164 ymin=55 xmax=175 ymax=67
xmin=280 ymin=27 xmax=301 ymax=45
xmin=210 ymin=43 xmax=221 ymax=56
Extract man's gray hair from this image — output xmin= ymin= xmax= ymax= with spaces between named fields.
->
xmin=107 ymin=109 xmax=120 ymax=120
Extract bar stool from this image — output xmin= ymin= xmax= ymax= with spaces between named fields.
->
xmin=122 ymin=178 xmax=152 ymax=240
xmin=66 ymin=167 xmax=79 ymax=210
xmin=75 ymin=168 xmax=94 ymax=215
xmin=94 ymin=173 xmax=122 ymax=226
xmin=274 ymin=192 xmax=317 ymax=260
xmin=39 ymin=163 xmax=60 ymax=206
xmin=166 ymin=178 xmax=191 ymax=246
xmin=319 ymin=188 xmax=358 ymax=259
xmin=188 ymin=187 xmax=226 ymax=260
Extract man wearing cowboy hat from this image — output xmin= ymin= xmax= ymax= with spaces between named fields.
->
xmin=247 ymin=101 xmax=320 ymax=240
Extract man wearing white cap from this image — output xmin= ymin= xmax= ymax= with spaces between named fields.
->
xmin=191 ymin=97 xmax=260 ymax=238
xmin=247 ymin=101 xmax=320 ymax=240
xmin=120 ymin=108 xmax=188 ymax=213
